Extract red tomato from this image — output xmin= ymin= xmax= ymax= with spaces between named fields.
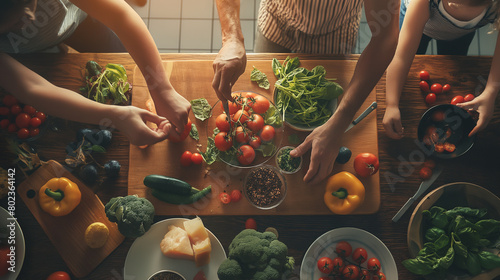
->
xmin=342 ymin=264 xmax=360 ymax=280
xmin=219 ymin=192 xmax=231 ymax=204
xmin=214 ymin=132 xmax=233 ymax=152
xmin=331 ymin=257 xmax=345 ymax=273
xmin=419 ymin=166 xmax=433 ymax=180
xmin=10 ymin=104 xmax=22 ymax=115
xmin=359 ymin=270 xmax=371 ymax=280
xmin=235 ymin=126 xmax=251 ymax=143
xmin=318 ymin=278 xmax=330 ymax=280
xmin=0 ymin=107 xmax=9 ymax=116
xmin=431 ymin=110 xmax=445 ymax=122
xmin=249 ymin=95 xmax=270 ymax=114
xmin=245 ymin=218 xmax=257 ymax=229
xmin=419 ymin=70 xmax=430 ymax=81
xmin=220 ymin=100 xmax=239 ymax=115
xmin=260 ymin=125 xmax=275 ymax=142
xmin=372 ymin=271 xmax=386 ymax=280
xmin=243 ymin=92 xmax=257 ymax=99
xmin=419 ymin=80 xmax=430 ymax=93
xmin=180 ymin=151 xmax=193 ymax=167
xmin=430 ymin=83 xmax=443 ymax=94
xmin=2 ymin=95 xmax=17 ymax=107
xmin=0 ymin=119 xmax=9 ymax=129
xmin=35 ymin=111 xmax=47 ymax=123
xmin=237 ymin=145 xmax=255 ymax=165
xmin=29 ymin=117 xmax=41 ymax=128
xmin=230 ymin=190 xmax=242 ymax=202
xmin=23 ymin=105 xmax=37 ymax=116
xmin=367 ymin=257 xmax=382 ymax=272
xmin=15 ymin=113 xmax=31 ymax=128
xmin=17 ymin=128 xmax=29 ymax=139
xmin=434 ymin=143 xmax=445 ymax=153
xmin=7 ymin=123 xmax=17 ymax=133
xmin=353 ymin=153 xmax=379 ymax=177
xmin=444 ymin=142 xmax=456 ymax=153
xmin=249 ymin=135 xmax=262 ymax=149
xmin=317 ymin=256 xmax=334 ymax=274
xmin=425 ymin=93 xmax=436 ymax=105
xmin=450 ymin=95 xmax=464 ymax=105
xmin=46 ymin=271 xmax=71 ymax=280
xmin=232 ymin=109 xmax=250 ymax=124
xmin=442 ymin=84 xmax=451 ymax=93
xmin=247 ymin=114 xmax=264 ymax=132
xmin=216 ymin=113 xmax=231 ymax=132
xmin=191 ymin=152 xmax=203 ymax=165
xmin=169 ymin=118 xmax=192 ymax=143
xmin=29 ymin=128 xmax=40 ymax=137
xmin=352 ymin=247 xmax=368 ymax=264
xmin=464 ymin=94 xmax=475 ymax=102
xmin=0 ymin=246 xmax=9 ymax=276
xmin=193 ymin=270 xmax=207 ymax=280
xmin=423 ymin=159 xmax=436 ymax=169
xmin=335 ymin=241 xmax=352 ymax=257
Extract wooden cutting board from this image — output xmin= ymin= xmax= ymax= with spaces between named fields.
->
xmin=128 ymin=60 xmax=380 ymax=215
xmin=18 ymin=160 xmax=125 ymax=278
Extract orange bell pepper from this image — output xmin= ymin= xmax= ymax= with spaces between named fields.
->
xmin=324 ymin=171 xmax=365 ymax=215
xmin=39 ymin=177 xmax=81 ymax=216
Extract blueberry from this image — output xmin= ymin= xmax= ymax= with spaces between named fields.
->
xmin=76 ymin=128 xmax=94 ymax=142
xmin=335 ymin=146 xmax=352 ymax=164
xmin=79 ymin=164 xmax=99 ymax=184
xmin=93 ymin=129 xmax=113 ymax=148
xmin=104 ymin=160 xmax=121 ymax=178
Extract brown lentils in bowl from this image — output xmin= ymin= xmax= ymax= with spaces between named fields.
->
xmin=245 ymin=166 xmax=284 ymax=207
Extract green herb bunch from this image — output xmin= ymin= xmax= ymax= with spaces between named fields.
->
xmin=80 ymin=61 xmax=131 ymax=105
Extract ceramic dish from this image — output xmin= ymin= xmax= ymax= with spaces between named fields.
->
xmin=0 ymin=206 xmax=25 ymax=280
xmin=124 ymin=218 xmax=226 ymax=280
xmin=300 ymin=227 xmax=397 ymax=280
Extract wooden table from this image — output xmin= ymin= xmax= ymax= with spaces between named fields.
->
xmin=1 ymin=53 xmax=499 ymax=280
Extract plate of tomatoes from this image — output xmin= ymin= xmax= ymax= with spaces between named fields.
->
xmin=206 ymin=91 xmax=284 ymax=168
xmin=301 ymin=227 xmax=397 ymax=280
xmin=0 ymin=94 xmax=49 ymax=142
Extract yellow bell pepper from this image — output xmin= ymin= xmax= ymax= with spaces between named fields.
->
xmin=39 ymin=177 xmax=82 ymax=216
xmin=324 ymin=171 xmax=365 ymax=215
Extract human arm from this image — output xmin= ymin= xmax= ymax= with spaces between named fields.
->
xmin=456 ymin=31 xmax=500 ymax=136
xmin=0 ymin=53 xmax=171 ymax=146
xmin=291 ymin=0 xmax=400 ymax=184
xmin=70 ymin=0 xmax=190 ymax=135
xmin=213 ymin=0 xmax=247 ymax=102
xmin=383 ymin=0 xmax=430 ymax=139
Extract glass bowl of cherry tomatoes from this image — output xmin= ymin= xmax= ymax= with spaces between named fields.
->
xmin=206 ymin=91 xmax=284 ymax=168
xmin=0 ymin=94 xmax=49 ymax=142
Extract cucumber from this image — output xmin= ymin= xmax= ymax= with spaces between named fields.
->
xmin=152 ymin=185 xmax=212 ymax=205
xmin=143 ymin=175 xmax=192 ymax=195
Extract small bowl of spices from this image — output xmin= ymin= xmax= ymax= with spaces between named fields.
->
xmin=243 ymin=165 xmax=287 ymax=210
xmin=276 ymin=146 xmax=302 ymax=174
xmin=148 ymin=270 xmax=186 ymax=280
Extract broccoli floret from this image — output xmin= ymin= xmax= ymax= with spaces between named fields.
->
xmin=217 ymin=259 xmax=243 ymax=280
xmin=104 ymin=195 xmax=155 ymax=238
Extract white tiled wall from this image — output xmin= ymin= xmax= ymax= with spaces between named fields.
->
xmin=130 ymin=0 xmax=496 ymax=56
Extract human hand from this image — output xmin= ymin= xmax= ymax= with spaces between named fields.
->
xmin=290 ymin=123 xmax=341 ymax=185
xmin=152 ymin=88 xmax=191 ymax=136
xmin=382 ymin=106 xmax=404 ymax=139
xmin=456 ymin=93 xmax=495 ymax=136
xmin=212 ymin=40 xmax=247 ymax=101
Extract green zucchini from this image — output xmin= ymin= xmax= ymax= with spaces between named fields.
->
xmin=143 ymin=175 xmax=193 ymax=195
xmin=152 ymin=185 xmax=212 ymax=205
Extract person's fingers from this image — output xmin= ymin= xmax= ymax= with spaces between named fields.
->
xmin=142 ymin=110 xmax=166 ymax=124
xmin=218 ymin=69 xmax=235 ymax=100
xmin=468 ymin=116 xmax=486 ymax=137
xmin=212 ymin=68 xmax=227 ymax=102
xmin=290 ymin=139 xmax=311 ymax=157
xmin=383 ymin=121 xmax=401 ymax=139
xmin=456 ymin=100 xmax=477 ymax=111
xmin=303 ymin=154 xmax=320 ymax=183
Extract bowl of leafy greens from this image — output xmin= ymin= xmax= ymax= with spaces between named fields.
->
xmin=272 ymin=57 xmax=343 ymax=131
xmin=405 ymin=182 xmax=500 ymax=280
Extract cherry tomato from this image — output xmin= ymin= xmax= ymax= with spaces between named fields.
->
xmin=353 ymin=153 xmax=379 ymax=177
xmin=193 ymin=270 xmax=207 ymax=280
xmin=434 ymin=143 xmax=445 ymax=153
xmin=214 ymin=132 xmax=233 ymax=152
xmin=29 ymin=117 xmax=42 ymax=128
xmin=243 ymin=92 xmax=257 ymax=99
xmin=2 ymin=95 xmax=17 ymax=107
xmin=450 ymin=95 xmax=464 ymax=105
xmin=245 ymin=218 xmax=257 ymax=229
xmin=464 ymin=94 xmax=475 ymax=102
xmin=180 ymin=151 xmax=193 ymax=167
xmin=17 ymin=128 xmax=29 ymax=139
xmin=359 ymin=269 xmax=371 ymax=280
xmin=219 ymin=192 xmax=231 ymax=204
xmin=0 ymin=119 xmax=9 ymax=129
xmin=0 ymin=246 xmax=9 ymax=276
xmin=220 ymin=100 xmax=239 ymax=115
xmin=237 ymin=145 xmax=255 ymax=165
xmin=431 ymin=110 xmax=445 ymax=122
xmin=249 ymin=135 xmax=262 ymax=149
xmin=442 ymin=84 xmax=451 ymax=93
xmin=23 ymin=105 xmax=37 ymax=116
xmin=425 ymin=93 xmax=436 ymax=105
xmin=260 ymin=125 xmax=275 ymax=142
xmin=46 ymin=271 xmax=71 ymax=280
xmin=235 ymin=126 xmax=251 ymax=143
xmin=15 ymin=113 xmax=31 ymax=128
xmin=419 ymin=166 xmax=433 ymax=180
xmin=7 ymin=123 xmax=17 ymax=133
xmin=232 ymin=109 xmax=250 ymax=124
xmin=216 ymin=113 xmax=231 ymax=132
xmin=35 ymin=111 xmax=47 ymax=123
xmin=342 ymin=264 xmax=360 ymax=280
xmin=367 ymin=257 xmax=382 ymax=272
xmin=191 ymin=152 xmax=203 ymax=165
xmin=10 ymin=104 xmax=22 ymax=115
xmin=0 ymin=107 xmax=9 ymax=116
xmin=331 ymin=257 xmax=345 ymax=273
xmin=317 ymin=257 xmax=334 ymax=274
xmin=423 ymin=159 xmax=436 ymax=169
xmin=335 ymin=241 xmax=352 ymax=257
xmin=29 ymin=128 xmax=40 ymax=137
xmin=230 ymin=190 xmax=242 ymax=202
xmin=372 ymin=271 xmax=387 ymax=280
xmin=169 ymin=118 xmax=192 ymax=143
xmin=419 ymin=70 xmax=430 ymax=81
xmin=444 ymin=142 xmax=456 ymax=153
xmin=352 ymin=247 xmax=368 ymax=264
xmin=249 ymin=95 xmax=270 ymax=114
xmin=430 ymin=83 xmax=443 ymax=94
xmin=419 ymin=80 xmax=430 ymax=92
xmin=246 ymin=114 xmax=264 ymax=132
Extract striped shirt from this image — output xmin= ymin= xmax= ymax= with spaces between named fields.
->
xmin=258 ymin=0 xmax=364 ymax=54
xmin=0 ymin=0 xmax=87 ymax=53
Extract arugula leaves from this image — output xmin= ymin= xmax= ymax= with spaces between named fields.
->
xmin=80 ymin=61 xmax=131 ymax=105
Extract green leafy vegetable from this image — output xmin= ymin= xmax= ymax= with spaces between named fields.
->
xmin=250 ymin=67 xmax=270 ymax=89
xmin=81 ymin=61 xmax=131 ymax=105
xmin=200 ymin=128 xmax=220 ymax=165
xmin=189 ymin=123 xmax=199 ymax=141
xmin=190 ymin=98 xmax=212 ymax=121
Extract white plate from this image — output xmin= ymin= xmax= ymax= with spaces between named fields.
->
xmin=124 ymin=218 xmax=226 ymax=280
xmin=0 ymin=206 xmax=25 ymax=280
xmin=300 ymin=227 xmax=397 ymax=280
